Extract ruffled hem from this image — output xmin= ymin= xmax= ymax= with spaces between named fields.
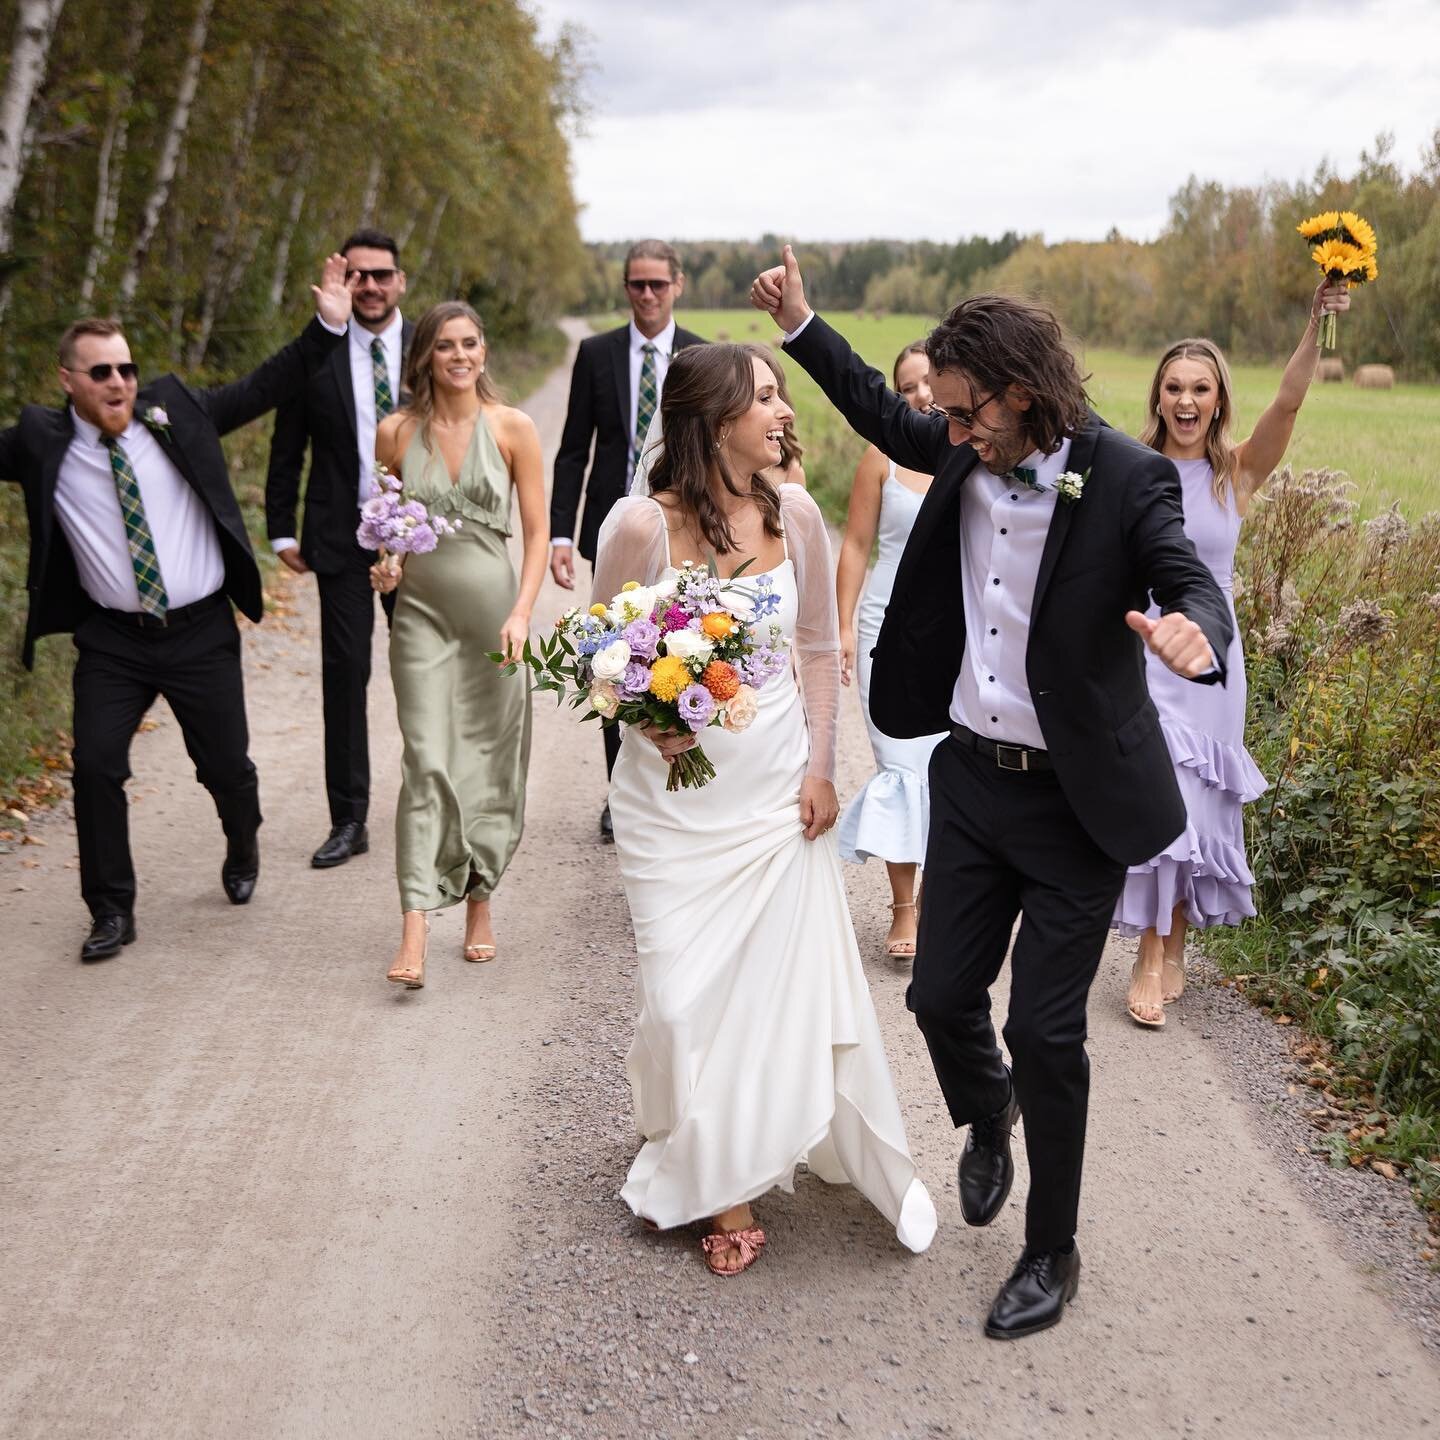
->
xmin=1112 ymin=823 xmax=1257 ymax=937
xmin=1161 ymin=717 xmax=1267 ymax=803
xmin=838 ymin=766 xmax=930 ymax=866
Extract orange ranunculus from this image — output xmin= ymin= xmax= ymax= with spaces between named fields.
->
xmin=700 ymin=612 xmax=736 ymax=640
xmin=701 ymin=659 xmax=740 ymax=701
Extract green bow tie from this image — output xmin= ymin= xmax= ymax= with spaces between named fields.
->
xmin=1005 ymin=466 xmax=1045 ymax=492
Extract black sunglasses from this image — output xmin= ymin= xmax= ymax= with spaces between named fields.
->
xmin=926 ymin=389 xmax=1002 ymax=430
xmin=65 ymin=362 xmax=139 ymax=383
xmin=625 ymin=278 xmax=673 ymax=294
xmin=346 ymin=267 xmax=399 ymax=286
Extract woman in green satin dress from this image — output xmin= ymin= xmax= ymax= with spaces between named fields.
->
xmin=370 ymin=302 xmax=548 ymax=989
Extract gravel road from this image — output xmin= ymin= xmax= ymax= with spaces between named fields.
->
xmin=1 ymin=320 xmax=1436 ymax=1440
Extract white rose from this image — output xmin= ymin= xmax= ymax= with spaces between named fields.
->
xmin=653 ymin=571 xmax=679 ymax=600
xmin=722 ymin=685 xmax=759 ymax=733
xmin=589 ymin=680 xmax=620 ymax=718
xmin=661 ymin=628 xmax=714 ymax=665
xmin=612 ymin=584 xmax=658 ymax=623
xmin=591 ymin=637 xmax=631 ymax=681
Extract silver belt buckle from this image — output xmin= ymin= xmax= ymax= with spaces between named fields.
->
xmin=995 ymin=744 xmax=1029 ymax=772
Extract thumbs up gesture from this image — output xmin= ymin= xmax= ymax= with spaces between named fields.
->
xmin=1125 ymin=610 xmax=1216 ymax=679
xmin=750 ymin=244 xmax=812 ymax=335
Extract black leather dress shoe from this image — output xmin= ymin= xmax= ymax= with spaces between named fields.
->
xmin=984 ymin=1243 xmax=1081 ymax=1340
xmin=81 ymin=913 xmax=136 ymax=962
xmin=599 ymin=803 xmax=614 ymax=843
xmin=959 ymin=1075 xmax=1021 ymax=1226
xmin=222 ymin=839 xmax=260 ymax=905
xmin=311 ymin=821 xmax=369 ymax=869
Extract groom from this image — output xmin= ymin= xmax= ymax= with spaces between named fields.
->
xmin=753 ymin=248 xmax=1231 ymax=1338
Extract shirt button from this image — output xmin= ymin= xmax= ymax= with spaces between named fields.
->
xmin=990 ymin=627 xmax=997 ymax=635
xmin=990 ymin=716 xmax=999 ymax=724
xmin=988 ymin=675 xmax=995 ymax=682
xmin=1000 ymin=528 xmax=1008 ymax=535
xmin=1010 ymin=493 xmax=1018 ymax=501
xmin=992 ymin=577 xmax=1000 ymax=586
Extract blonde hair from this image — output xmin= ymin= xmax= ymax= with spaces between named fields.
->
xmin=1140 ymin=337 xmax=1237 ymax=506
xmin=401 ymin=302 xmax=500 ymax=448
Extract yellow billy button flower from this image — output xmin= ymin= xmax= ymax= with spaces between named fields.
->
xmin=589 ymin=603 xmax=609 ymax=618
xmin=621 ymin=581 xmax=641 ymax=592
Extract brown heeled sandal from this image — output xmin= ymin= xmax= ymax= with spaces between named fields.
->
xmin=885 ymin=900 xmax=918 ymax=958
xmin=387 ymin=918 xmax=429 ymax=989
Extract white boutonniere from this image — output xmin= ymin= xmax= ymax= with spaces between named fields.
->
xmin=142 ymin=405 xmax=172 ymax=439
xmin=1055 ymin=468 xmax=1088 ymax=504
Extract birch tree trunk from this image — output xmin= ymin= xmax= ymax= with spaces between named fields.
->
xmin=0 ymin=0 xmax=66 ymax=254
xmin=79 ymin=0 xmax=148 ymax=308
xmin=413 ymin=192 xmax=449 ymax=277
xmin=356 ymin=153 xmax=381 ymax=227
xmin=268 ymin=155 xmax=310 ymax=311
xmin=118 ymin=0 xmax=214 ymax=308
xmin=185 ymin=45 xmax=268 ymax=367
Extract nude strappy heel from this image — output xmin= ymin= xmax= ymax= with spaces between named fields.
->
xmin=387 ymin=917 xmax=430 ymax=989
xmin=886 ymin=900 xmax=918 ymax=958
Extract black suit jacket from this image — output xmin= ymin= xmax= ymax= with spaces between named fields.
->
xmin=264 ymin=319 xmax=413 ymax=573
xmin=550 ymin=323 xmax=706 ymax=563
xmin=785 ymin=314 xmax=1233 ymax=867
xmin=0 ymin=317 xmax=344 ymax=669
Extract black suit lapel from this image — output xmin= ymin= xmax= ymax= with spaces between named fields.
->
xmin=610 ymin=327 xmax=630 ymax=436
xmin=1031 ymin=412 xmax=1101 ymax=620
xmin=330 ymin=335 xmax=358 ymax=445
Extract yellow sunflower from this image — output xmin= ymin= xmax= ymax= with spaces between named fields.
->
xmin=1311 ymin=239 xmax=1369 ymax=279
xmin=1339 ymin=211 xmax=1378 ymax=255
xmin=1297 ymin=210 xmax=1342 ymax=240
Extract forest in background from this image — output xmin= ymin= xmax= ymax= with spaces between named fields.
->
xmin=583 ymin=130 xmax=1440 ymax=377
xmin=0 ymin=0 xmax=588 ymax=398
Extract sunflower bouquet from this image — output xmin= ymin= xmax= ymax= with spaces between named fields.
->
xmin=1296 ymin=210 xmax=1378 ymax=351
xmin=491 ymin=560 xmax=788 ymax=790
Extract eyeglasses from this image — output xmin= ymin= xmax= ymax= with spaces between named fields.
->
xmin=926 ymin=389 xmax=1001 ymax=430
xmin=346 ymin=267 xmax=399 ymax=286
xmin=624 ymin=278 xmax=673 ymax=295
xmin=64 ymin=362 xmax=139 ymax=383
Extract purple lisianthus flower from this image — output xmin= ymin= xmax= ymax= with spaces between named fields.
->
xmin=622 ymin=618 xmax=660 ymax=660
xmin=399 ymin=500 xmax=428 ymax=522
xmin=407 ymin=522 xmax=439 ymax=554
xmin=676 ymin=683 xmax=716 ymax=731
xmin=619 ymin=660 xmax=652 ymax=697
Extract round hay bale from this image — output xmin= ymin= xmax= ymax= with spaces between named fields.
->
xmin=1317 ymin=357 xmax=1345 ymax=383
xmin=1353 ymin=364 xmax=1395 ymax=389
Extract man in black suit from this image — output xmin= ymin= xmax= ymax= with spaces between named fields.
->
xmin=265 ymin=228 xmax=412 ymax=869
xmin=550 ymin=239 xmax=705 ymax=838
xmin=0 ymin=255 xmax=354 ymax=961
xmin=754 ymin=248 xmax=1230 ymax=1338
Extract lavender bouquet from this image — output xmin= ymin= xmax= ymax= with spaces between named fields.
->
xmin=356 ymin=463 xmax=459 ymax=555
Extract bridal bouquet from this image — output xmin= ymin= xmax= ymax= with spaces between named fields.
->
xmin=355 ymin=463 xmax=460 ymax=554
xmin=493 ymin=561 xmax=787 ymax=790
xmin=1296 ymin=210 xmax=1379 ymax=351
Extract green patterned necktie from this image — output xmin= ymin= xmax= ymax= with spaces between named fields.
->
xmin=103 ymin=435 xmax=169 ymax=618
xmin=634 ymin=342 xmax=658 ymax=465
xmin=371 ymin=336 xmax=394 ymax=418
xmin=1005 ymin=465 xmax=1045 ymax=492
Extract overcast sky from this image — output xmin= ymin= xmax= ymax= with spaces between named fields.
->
xmin=529 ymin=0 xmax=1440 ymax=243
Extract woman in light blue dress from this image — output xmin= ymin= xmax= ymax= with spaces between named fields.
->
xmin=835 ymin=343 xmax=947 ymax=958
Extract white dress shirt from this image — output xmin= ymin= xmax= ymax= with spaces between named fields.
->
xmin=950 ymin=439 xmax=1071 ymax=748
xmin=58 ymin=410 xmax=226 ymax=612
xmin=552 ymin=317 xmax=678 ymax=548
xmin=271 ymin=310 xmax=402 ymax=554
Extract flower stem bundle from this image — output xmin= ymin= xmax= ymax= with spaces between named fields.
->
xmin=1296 ymin=211 xmax=1378 ymax=351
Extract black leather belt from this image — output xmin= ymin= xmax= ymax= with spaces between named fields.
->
xmin=100 ymin=589 xmax=228 ymax=631
xmin=949 ymin=722 xmax=1053 ymax=772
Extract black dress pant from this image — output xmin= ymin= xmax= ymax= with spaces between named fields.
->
xmin=316 ymin=558 xmax=393 ymax=826
xmin=71 ymin=595 xmax=261 ymax=920
xmin=908 ymin=733 xmax=1127 ymax=1252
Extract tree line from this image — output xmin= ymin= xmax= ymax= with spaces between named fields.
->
xmin=0 ymin=0 xmax=588 ymax=398
xmin=584 ymin=129 xmax=1440 ymax=378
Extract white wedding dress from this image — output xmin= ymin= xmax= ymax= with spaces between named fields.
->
xmin=593 ymin=488 xmax=936 ymax=1252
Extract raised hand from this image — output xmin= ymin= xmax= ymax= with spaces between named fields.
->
xmin=312 ymin=252 xmax=354 ymax=330
xmin=1311 ymin=277 xmax=1351 ymax=322
xmin=749 ymin=244 xmax=811 ymax=334
xmin=1125 ymin=610 xmax=1214 ymax=679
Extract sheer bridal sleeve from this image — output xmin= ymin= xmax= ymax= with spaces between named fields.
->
xmin=592 ymin=496 xmax=669 ymax=604
xmin=781 ymin=486 xmax=841 ymax=783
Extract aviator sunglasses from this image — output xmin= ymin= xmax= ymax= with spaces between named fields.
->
xmin=624 ymin=278 xmax=673 ymax=294
xmin=64 ymin=362 xmax=139 ymax=383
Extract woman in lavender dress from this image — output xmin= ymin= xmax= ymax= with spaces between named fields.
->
xmin=1116 ymin=279 xmax=1351 ymax=1026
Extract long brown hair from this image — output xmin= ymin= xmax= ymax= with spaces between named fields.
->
xmin=645 ymin=344 xmax=784 ymax=555
xmin=893 ymin=340 xmax=927 ymax=386
xmin=401 ymin=301 xmax=500 ymax=448
xmin=925 ymin=293 xmax=1089 ymax=453
xmin=1139 ymin=337 xmax=1237 ymax=505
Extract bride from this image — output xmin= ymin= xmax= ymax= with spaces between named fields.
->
xmin=593 ymin=342 xmax=936 ymax=1275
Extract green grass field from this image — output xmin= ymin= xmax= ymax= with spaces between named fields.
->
xmin=624 ymin=309 xmax=1440 ymax=525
